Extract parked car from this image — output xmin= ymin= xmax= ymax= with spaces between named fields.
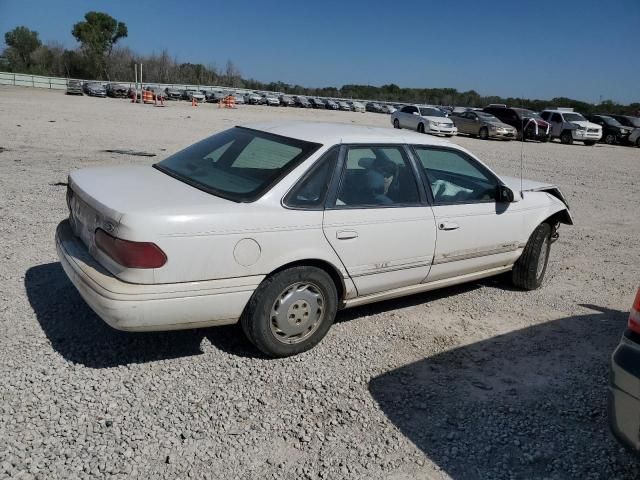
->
xmin=294 ymin=96 xmax=312 ymax=108
xmin=244 ymin=92 xmax=262 ymax=105
xmin=106 ymin=83 xmax=128 ymax=98
xmin=165 ymin=88 xmax=183 ymax=100
xmin=483 ymin=106 xmax=551 ymax=142
xmin=338 ymin=101 xmax=351 ymax=111
xmin=366 ymin=102 xmax=384 ymax=113
xmin=309 ymin=98 xmax=325 ymax=109
xmin=83 ymin=82 xmax=106 ymax=98
xmin=586 ymin=115 xmax=633 ymax=145
xmin=610 ymin=114 xmax=640 ymax=131
xmin=540 ymin=109 xmax=601 ymax=145
xmin=350 ymin=101 xmax=365 ymax=113
xmin=56 ymin=122 xmax=571 ymax=357
xmin=66 ymin=80 xmax=83 ymax=95
xmin=279 ymin=95 xmax=295 ymax=107
xmin=609 ymin=287 xmax=640 ymax=452
xmin=381 ymin=105 xmax=397 ymax=114
xmin=451 ymin=110 xmax=517 ymax=140
xmin=207 ymin=91 xmax=226 ymax=103
xmin=232 ymin=93 xmax=245 ymax=105
xmin=324 ymin=99 xmax=339 ymax=110
xmin=262 ymin=94 xmax=280 ymax=106
xmin=391 ymin=105 xmax=458 ymax=136
xmin=183 ymin=90 xmax=206 ymax=103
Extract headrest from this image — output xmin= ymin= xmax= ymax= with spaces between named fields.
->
xmin=358 ymin=157 xmax=376 ymax=169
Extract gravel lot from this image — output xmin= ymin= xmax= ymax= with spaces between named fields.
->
xmin=1 ymin=86 xmax=639 ymax=479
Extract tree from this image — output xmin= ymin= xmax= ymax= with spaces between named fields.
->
xmin=4 ymin=26 xmax=41 ymax=69
xmin=72 ymin=11 xmax=127 ymax=78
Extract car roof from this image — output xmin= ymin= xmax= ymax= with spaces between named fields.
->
xmin=242 ymin=121 xmax=454 ymax=146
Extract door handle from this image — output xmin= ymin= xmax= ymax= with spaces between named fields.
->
xmin=336 ymin=230 xmax=358 ymax=240
xmin=438 ymin=221 xmax=460 ymax=231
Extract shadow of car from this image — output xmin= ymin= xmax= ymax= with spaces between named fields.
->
xmin=369 ymin=305 xmax=638 ymax=479
xmin=24 ymin=262 xmax=263 ymax=368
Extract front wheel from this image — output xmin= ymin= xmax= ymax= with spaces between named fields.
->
xmin=512 ymin=223 xmax=552 ymax=290
xmin=604 ymin=133 xmax=616 ymax=145
xmin=479 ymin=127 xmax=489 ymax=140
xmin=393 ymin=118 xmax=400 ymax=129
xmin=417 ymin=123 xmax=425 ymax=134
xmin=240 ymin=266 xmax=338 ymax=357
xmin=560 ymin=131 xmax=573 ymax=145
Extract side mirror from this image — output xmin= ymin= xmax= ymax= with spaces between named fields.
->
xmin=496 ymin=185 xmax=515 ymax=202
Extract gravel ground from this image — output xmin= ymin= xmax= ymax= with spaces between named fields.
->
xmin=1 ymin=86 xmax=639 ymax=479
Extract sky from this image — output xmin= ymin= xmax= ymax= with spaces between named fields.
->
xmin=1 ymin=0 xmax=638 ymax=104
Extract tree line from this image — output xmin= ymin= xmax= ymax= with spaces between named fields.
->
xmin=2 ymin=12 xmax=638 ymax=115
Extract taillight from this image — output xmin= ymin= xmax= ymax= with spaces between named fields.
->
xmin=629 ymin=288 xmax=640 ymax=334
xmin=95 ymin=229 xmax=167 ymax=269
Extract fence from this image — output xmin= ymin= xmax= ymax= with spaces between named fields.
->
xmin=0 ymin=71 xmax=382 ymax=106
xmin=0 ymin=71 xmax=260 ymax=96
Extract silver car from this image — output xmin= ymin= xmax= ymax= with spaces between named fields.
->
xmin=452 ymin=111 xmax=517 ymax=140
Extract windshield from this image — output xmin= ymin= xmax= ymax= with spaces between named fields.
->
xmin=563 ymin=112 xmax=586 ymax=122
xmin=419 ymin=108 xmax=445 ymax=117
xmin=600 ymin=116 xmax=622 ymax=127
xmin=627 ymin=117 xmax=640 ymax=127
xmin=155 ymin=127 xmax=321 ymax=202
xmin=477 ymin=112 xmax=499 ymax=121
xmin=515 ymin=109 xmax=541 ymax=119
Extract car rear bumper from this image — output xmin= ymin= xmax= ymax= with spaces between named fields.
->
xmin=55 ymin=220 xmax=262 ymax=332
xmin=609 ymin=332 xmax=640 ymax=452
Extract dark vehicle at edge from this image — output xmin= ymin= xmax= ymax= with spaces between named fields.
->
xmin=587 ymin=114 xmax=633 ymax=145
xmin=609 ymin=287 xmax=640 ymax=453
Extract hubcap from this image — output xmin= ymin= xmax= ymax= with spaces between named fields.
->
xmin=536 ymin=236 xmax=549 ymax=279
xmin=270 ymin=282 xmax=325 ymax=344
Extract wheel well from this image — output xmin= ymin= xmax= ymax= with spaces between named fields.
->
xmin=542 ymin=209 xmax=572 ymax=227
xmin=268 ymin=260 xmax=345 ymax=301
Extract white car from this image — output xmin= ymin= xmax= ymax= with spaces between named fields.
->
xmin=56 ymin=123 xmax=571 ymax=357
xmin=540 ymin=109 xmax=602 ymax=145
xmin=391 ymin=105 xmax=458 ymax=136
xmin=350 ymin=101 xmax=365 ymax=113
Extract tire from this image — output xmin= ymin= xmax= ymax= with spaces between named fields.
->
xmin=516 ymin=130 xmax=523 ymax=141
xmin=417 ymin=123 xmax=425 ymax=134
xmin=636 ymin=137 xmax=640 ymax=147
xmin=393 ymin=118 xmax=400 ymax=129
xmin=512 ymin=223 xmax=552 ymax=290
xmin=240 ymin=266 xmax=338 ymax=357
xmin=584 ymin=140 xmax=596 ymax=146
xmin=479 ymin=127 xmax=489 ymax=140
xmin=560 ymin=130 xmax=573 ymax=145
xmin=604 ymin=133 xmax=616 ymax=145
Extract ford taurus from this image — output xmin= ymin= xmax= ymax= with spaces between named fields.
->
xmin=56 ymin=123 xmax=572 ymax=357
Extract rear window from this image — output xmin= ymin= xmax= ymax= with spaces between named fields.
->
xmin=154 ymin=127 xmax=321 ymax=202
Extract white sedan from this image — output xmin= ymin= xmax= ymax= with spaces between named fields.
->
xmin=391 ymin=105 xmax=458 ymax=136
xmin=56 ymin=122 xmax=572 ymax=357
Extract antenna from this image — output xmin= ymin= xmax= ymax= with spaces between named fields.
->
xmin=520 ymin=104 xmax=524 ymax=194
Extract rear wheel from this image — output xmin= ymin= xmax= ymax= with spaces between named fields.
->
xmin=516 ymin=130 xmax=523 ymax=141
xmin=512 ymin=223 xmax=552 ymax=290
xmin=560 ymin=130 xmax=573 ymax=145
xmin=417 ymin=123 xmax=425 ymax=134
xmin=393 ymin=118 xmax=400 ymax=129
xmin=604 ymin=133 xmax=616 ymax=145
xmin=240 ymin=266 xmax=338 ymax=357
xmin=479 ymin=127 xmax=489 ymax=140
